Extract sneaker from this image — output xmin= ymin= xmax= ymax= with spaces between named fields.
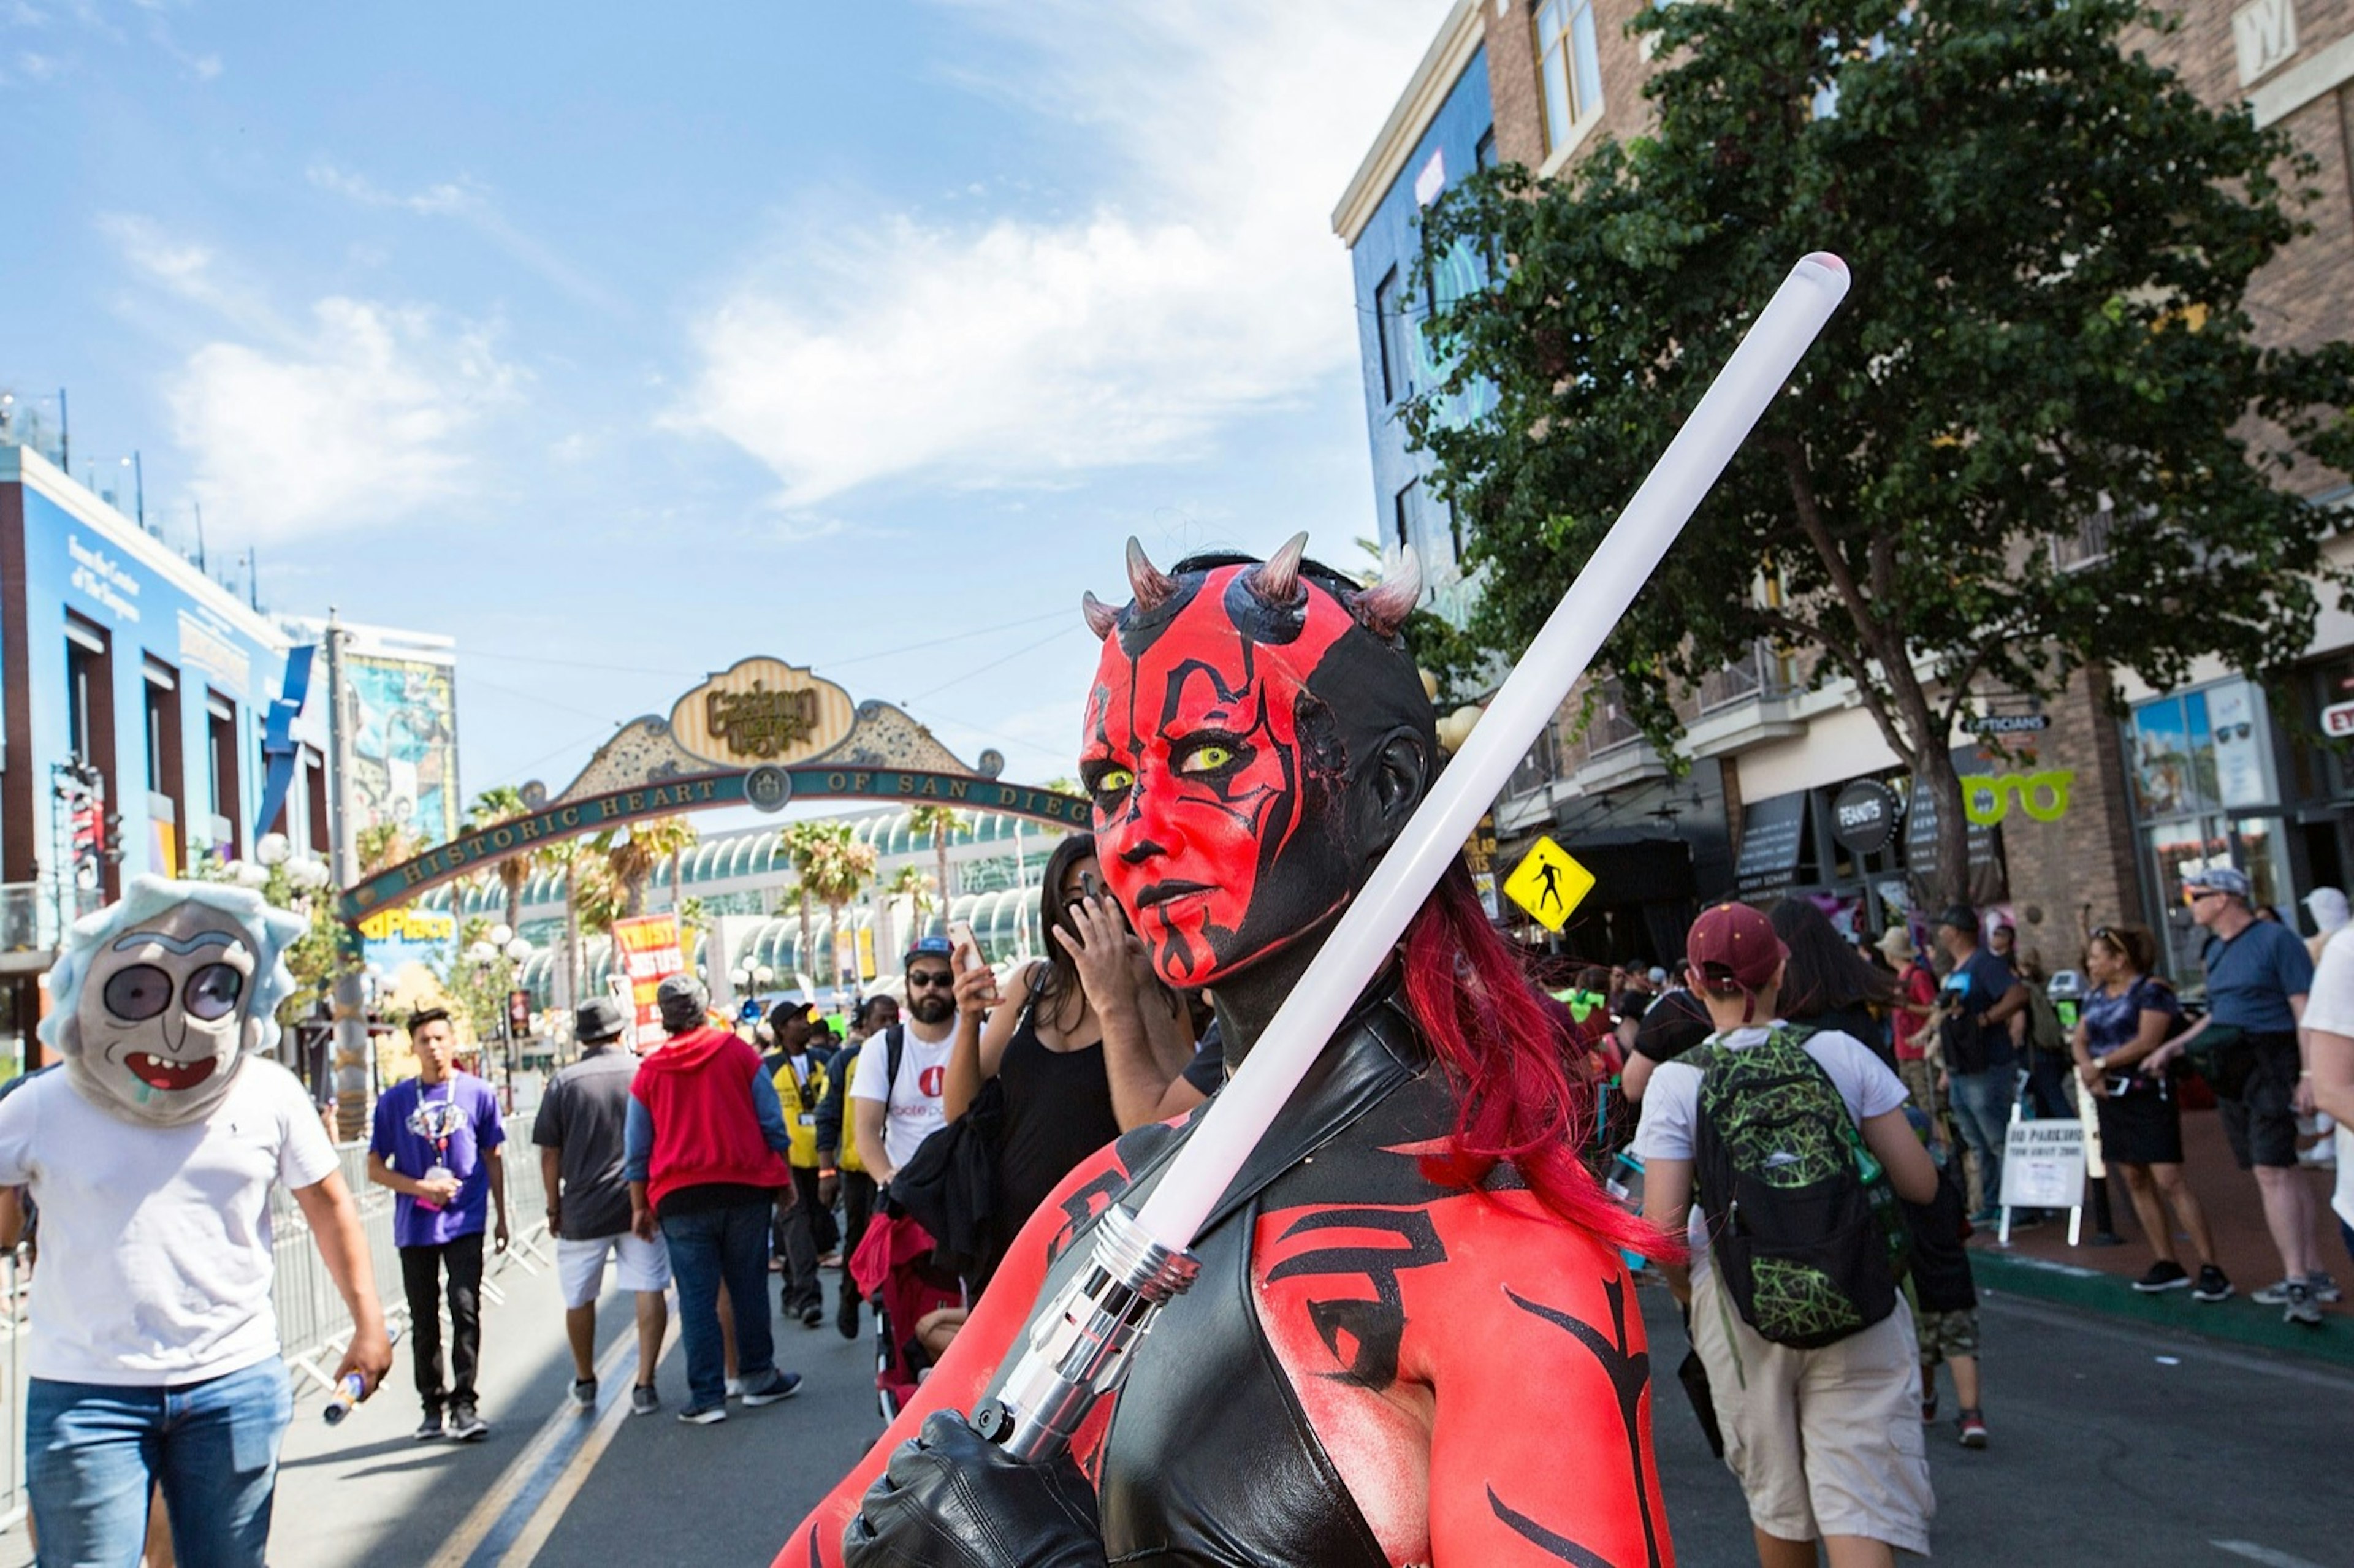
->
xmin=2192 ymin=1264 xmax=2234 ymax=1303
xmin=2284 ymin=1281 xmax=2324 ymax=1327
xmin=414 ymin=1412 xmax=445 ymax=1442
xmin=2252 ymin=1278 xmax=2299 ymax=1305
xmin=818 ymin=1250 xmax=843 ymax=1269
xmin=836 ymin=1292 xmax=861 ymax=1341
xmin=677 ymin=1404 xmax=727 ymax=1425
xmin=2132 ymin=1260 xmax=2191 ymax=1293
xmin=630 ymin=1384 xmax=660 ymax=1417
xmin=1958 ymin=1409 xmax=1989 ymax=1448
xmin=801 ymin=1305 xmax=825 ymax=1330
xmin=2309 ymin=1273 xmax=2344 ymax=1304
xmin=446 ymin=1403 xmax=489 ymax=1441
xmin=737 ymin=1369 xmax=803 ymax=1407
xmin=570 ymin=1377 xmax=598 ymax=1410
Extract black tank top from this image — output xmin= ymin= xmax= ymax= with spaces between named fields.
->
xmin=994 ymin=991 xmax=1121 ymax=1248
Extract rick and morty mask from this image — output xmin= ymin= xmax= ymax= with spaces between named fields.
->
xmin=40 ymin=876 xmax=305 ymax=1128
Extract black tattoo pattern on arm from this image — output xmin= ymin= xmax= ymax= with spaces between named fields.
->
xmin=1262 ymin=1206 xmax=1445 ymax=1391
xmin=1491 ymin=1276 xmax=1664 ymax=1568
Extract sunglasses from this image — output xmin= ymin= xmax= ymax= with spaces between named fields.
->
xmin=906 ymin=970 xmax=956 ymax=989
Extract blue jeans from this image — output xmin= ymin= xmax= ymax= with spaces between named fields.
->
xmin=661 ymin=1198 xmax=779 ymax=1412
xmin=1948 ymin=1066 xmax=2017 ymax=1211
xmin=28 ymin=1358 xmax=292 ymax=1568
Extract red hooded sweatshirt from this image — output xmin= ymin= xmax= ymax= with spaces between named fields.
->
xmin=630 ymin=1025 xmax=790 ymax=1214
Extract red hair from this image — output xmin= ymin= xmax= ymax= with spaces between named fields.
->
xmin=1400 ymin=864 xmax=1678 ymax=1263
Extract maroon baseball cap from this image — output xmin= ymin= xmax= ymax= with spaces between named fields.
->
xmin=1685 ymin=902 xmax=1788 ymax=1020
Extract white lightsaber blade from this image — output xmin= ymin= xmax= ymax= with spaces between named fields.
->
xmin=980 ymin=253 xmax=1850 ymax=1461
xmin=1133 ymin=251 xmax=1851 ymax=1253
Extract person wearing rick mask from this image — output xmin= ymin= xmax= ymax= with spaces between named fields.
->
xmin=0 ymin=875 xmax=392 ymax=1567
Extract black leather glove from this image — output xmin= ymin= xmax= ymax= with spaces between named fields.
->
xmin=842 ymin=1411 xmax=1107 ymax=1568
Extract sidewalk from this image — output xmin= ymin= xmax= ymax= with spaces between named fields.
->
xmin=1967 ymin=1103 xmax=2350 ymax=1366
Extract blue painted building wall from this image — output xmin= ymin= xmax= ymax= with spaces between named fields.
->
xmin=1346 ymin=44 xmax=1496 ymax=628
xmin=3 ymin=447 xmax=327 ymax=929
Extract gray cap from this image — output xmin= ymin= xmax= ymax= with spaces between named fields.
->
xmin=2184 ymin=864 xmax=2253 ymax=900
xmin=574 ymin=997 xmax=628 ymax=1044
xmin=655 ymin=973 xmax=709 ymax=1032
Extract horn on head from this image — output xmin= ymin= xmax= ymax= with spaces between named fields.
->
xmin=1245 ymin=531 xmax=1309 ymax=606
xmin=1125 ymin=537 xmax=1178 ymax=612
xmin=1081 ymin=591 xmax=1121 ymax=640
xmin=1351 ymin=544 xmax=1422 ymax=637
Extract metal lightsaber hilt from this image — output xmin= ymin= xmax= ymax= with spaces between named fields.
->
xmin=972 ymin=1206 xmax=1200 ymax=1460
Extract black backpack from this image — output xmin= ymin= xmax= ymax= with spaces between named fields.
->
xmin=1688 ymin=1025 xmax=1906 ymax=1349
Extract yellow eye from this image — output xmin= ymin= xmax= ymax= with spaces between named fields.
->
xmin=1179 ymin=744 xmax=1234 ymax=774
xmin=1093 ymin=767 xmax=1135 ymax=795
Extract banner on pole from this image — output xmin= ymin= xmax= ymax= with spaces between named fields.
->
xmin=2000 ymin=1119 xmax=2086 ymax=1210
xmin=611 ymin=913 xmax=686 ymax=1048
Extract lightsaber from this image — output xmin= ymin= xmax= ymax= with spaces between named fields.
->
xmin=976 ymin=253 xmax=1853 ymax=1461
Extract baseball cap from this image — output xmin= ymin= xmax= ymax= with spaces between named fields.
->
xmin=1685 ymin=902 xmax=1787 ymax=1021
xmin=655 ymin=972 xmax=709 ymax=1032
xmin=1933 ymin=904 xmax=1978 ymax=934
xmin=574 ymin=997 xmax=628 ymax=1044
xmin=769 ymin=998 xmax=815 ymax=1032
xmin=905 ymin=934 xmax=954 ymax=967
xmin=2184 ymin=864 xmax=2252 ymax=900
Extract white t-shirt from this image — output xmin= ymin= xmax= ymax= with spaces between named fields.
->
xmin=847 ymin=1022 xmax=955 ymax=1171
xmin=0 ymin=1058 xmax=338 ymax=1385
xmin=1631 ymin=1023 xmax=1908 ymax=1283
xmin=2295 ymin=927 xmax=2354 ymax=1230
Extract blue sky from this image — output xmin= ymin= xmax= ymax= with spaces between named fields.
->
xmin=2 ymin=0 xmax=1445 ymax=813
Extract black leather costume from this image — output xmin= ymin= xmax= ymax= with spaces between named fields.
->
xmin=981 ymin=988 xmax=1449 ymax=1567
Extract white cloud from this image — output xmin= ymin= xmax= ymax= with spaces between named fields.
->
xmin=164 ymin=298 xmax=519 ymax=544
xmin=673 ymin=0 xmax=1440 ymax=506
xmin=308 ymin=160 xmax=625 ymax=314
xmin=102 ymin=213 xmax=522 ymax=544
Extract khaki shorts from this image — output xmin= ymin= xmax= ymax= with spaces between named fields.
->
xmin=1691 ymin=1266 xmax=1934 ymax=1554
xmin=557 ymin=1231 xmax=672 ymax=1309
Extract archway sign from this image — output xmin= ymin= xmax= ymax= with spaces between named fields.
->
xmin=337 ymin=657 xmax=1087 ymax=924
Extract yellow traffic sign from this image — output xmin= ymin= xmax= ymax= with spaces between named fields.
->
xmin=1503 ymin=835 xmax=1594 ymax=932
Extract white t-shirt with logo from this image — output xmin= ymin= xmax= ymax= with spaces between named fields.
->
xmin=2294 ymin=927 xmax=2354 ymax=1230
xmin=848 ymin=1022 xmax=956 ymax=1171
xmin=1631 ymin=1022 xmax=1908 ymax=1284
xmin=0 ymin=1058 xmax=339 ymax=1385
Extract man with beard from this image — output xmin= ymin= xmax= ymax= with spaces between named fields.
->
xmin=849 ymin=938 xmax=962 ymax=1190
xmin=780 ymin=538 xmax=1670 ymax=1568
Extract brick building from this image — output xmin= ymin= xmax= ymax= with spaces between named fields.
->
xmin=1335 ymin=0 xmax=2354 ymax=979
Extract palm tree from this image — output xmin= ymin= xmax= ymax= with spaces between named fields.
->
xmin=465 ymin=785 xmax=533 ymax=937
xmin=905 ymin=805 xmax=965 ymax=937
xmin=779 ymin=821 xmax=842 ymax=986
xmin=599 ymin=816 xmax=698 ymax=920
xmin=801 ymin=832 xmax=878 ymax=996
xmin=887 ymin=864 xmax=936 ymax=927
xmin=355 ymin=820 xmax=421 ymax=877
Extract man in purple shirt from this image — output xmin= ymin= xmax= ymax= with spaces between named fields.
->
xmin=368 ymin=1007 xmax=509 ymax=1440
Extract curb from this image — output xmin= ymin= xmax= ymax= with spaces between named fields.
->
xmin=1969 ymin=1249 xmax=2354 ymax=1369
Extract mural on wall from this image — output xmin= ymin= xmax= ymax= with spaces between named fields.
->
xmin=348 ymin=654 xmax=459 ymax=847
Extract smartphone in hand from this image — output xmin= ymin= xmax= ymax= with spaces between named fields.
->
xmin=947 ymin=919 xmax=996 ymax=1002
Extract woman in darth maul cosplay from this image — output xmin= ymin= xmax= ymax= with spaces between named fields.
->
xmin=779 ymin=537 xmax=1674 ymax=1568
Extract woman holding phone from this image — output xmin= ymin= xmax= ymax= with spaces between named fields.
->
xmin=2070 ymin=922 xmax=2231 ymax=1300
xmin=944 ymin=833 xmax=1191 ymax=1283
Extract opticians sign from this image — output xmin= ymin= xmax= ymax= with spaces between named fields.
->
xmin=2321 ymin=698 xmax=2354 ymax=738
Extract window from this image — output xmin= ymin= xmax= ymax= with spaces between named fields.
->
xmin=1535 ymin=0 xmax=1604 ymax=155
xmin=207 ymin=693 xmax=240 ymax=855
xmin=1393 ymin=478 xmax=1423 ymax=554
xmin=143 ymin=658 xmax=181 ymax=804
xmin=1374 ymin=267 xmax=1412 ymax=403
xmin=1475 ymin=128 xmax=1498 ymax=172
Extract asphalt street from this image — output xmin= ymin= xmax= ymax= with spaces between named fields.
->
xmin=3 ymin=1254 xmax=2347 ymax=1565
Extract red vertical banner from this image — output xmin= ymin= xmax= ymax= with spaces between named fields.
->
xmin=610 ymin=913 xmax=685 ymax=1049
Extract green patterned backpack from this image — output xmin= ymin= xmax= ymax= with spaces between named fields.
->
xmin=1688 ymin=1026 xmax=1905 ymax=1349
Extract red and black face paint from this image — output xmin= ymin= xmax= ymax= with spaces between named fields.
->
xmin=1080 ymin=535 xmax=1433 ymax=989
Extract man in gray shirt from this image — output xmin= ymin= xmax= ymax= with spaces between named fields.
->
xmin=533 ymin=998 xmax=671 ymax=1415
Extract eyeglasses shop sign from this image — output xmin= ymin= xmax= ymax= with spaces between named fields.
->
xmin=2323 ymin=698 xmax=2354 ymax=739
xmin=1831 ymin=779 xmax=1900 ymax=855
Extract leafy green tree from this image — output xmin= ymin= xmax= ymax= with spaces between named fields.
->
xmin=905 ymin=805 xmax=964 ymax=921
xmin=888 ymin=864 xmax=937 ymax=931
xmin=801 ymin=832 xmax=878 ymax=995
xmin=1411 ymin=0 xmax=2354 ymax=902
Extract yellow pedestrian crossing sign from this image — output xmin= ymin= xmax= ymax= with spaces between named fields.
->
xmin=1503 ymin=835 xmax=1593 ymax=932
